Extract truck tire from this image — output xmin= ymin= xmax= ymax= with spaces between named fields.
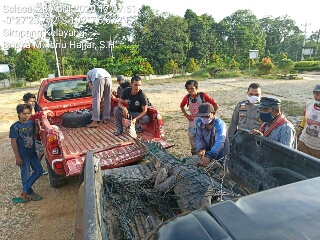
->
xmin=45 ymin=158 xmax=67 ymax=188
xmin=62 ymin=110 xmax=92 ymax=128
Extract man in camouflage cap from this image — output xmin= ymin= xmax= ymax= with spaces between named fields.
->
xmin=250 ymin=97 xmax=296 ymax=148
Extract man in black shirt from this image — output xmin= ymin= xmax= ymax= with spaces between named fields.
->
xmin=114 ymin=75 xmax=150 ymax=136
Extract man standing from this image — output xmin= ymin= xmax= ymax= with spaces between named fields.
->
xmin=86 ymin=68 xmax=112 ymax=128
xmin=297 ymin=84 xmax=320 ymax=158
xmin=250 ymin=97 xmax=296 ymax=148
xmin=113 ymin=75 xmax=149 ymax=136
xmin=180 ymin=80 xmax=219 ymax=155
xmin=228 ymin=83 xmax=263 ymax=141
xmin=195 ymin=103 xmax=229 ymax=166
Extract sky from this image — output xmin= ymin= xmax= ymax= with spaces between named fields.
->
xmin=1 ymin=0 xmax=319 ymax=51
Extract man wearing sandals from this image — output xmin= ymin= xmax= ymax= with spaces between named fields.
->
xmin=10 ymin=104 xmax=44 ymax=203
xmin=113 ymin=75 xmax=150 ymax=136
xmin=86 ymin=68 xmax=112 ymax=128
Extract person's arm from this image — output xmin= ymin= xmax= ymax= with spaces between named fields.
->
xmin=11 ymin=138 xmax=23 ymax=166
xmin=206 ymin=119 xmax=226 ymax=159
xmin=297 ymin=115 xmax=306 ymax=141
xmin=180 ymin=95 xmax=194 ymax=122
xmin=227 ymin=103 xmax=240 ymax=139
xmin=203 ymin=93 xmax=219 ymax=112
xmin=132 ymin=105 xmax=148 ymax=125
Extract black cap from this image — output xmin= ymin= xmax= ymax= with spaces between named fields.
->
xmin=117 ymin=75 xmax=125 ymax=82
xmin=257 ymin=97 xmax=281 ymax=108
xmin=196 ymin=103 xmax=215 ymax=117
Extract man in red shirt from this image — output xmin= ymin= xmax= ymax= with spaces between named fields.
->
xmin=180 ymin=80 xmax=219 ymax=155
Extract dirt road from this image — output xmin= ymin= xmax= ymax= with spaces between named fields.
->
xmin=0 ymin=76 xmax=319 ymax=239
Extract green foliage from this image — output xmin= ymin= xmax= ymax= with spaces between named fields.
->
xmin=103 ymin=44 xmax=155 ymax=76
xmin=215 ymin=70 xmax=242 ymax=78
xmin=163 ymin=60 xmax=178 ymax=74
xmin=210 ymin=54 xmax=224 ymax=68
xmin=10 ymin=80 xmax=25 ymax=88
xmin=186 ymin=58 xmax=199 ymax=72
xmin=229 ymin=58 xmax=240 ymax=70
xmin=294 ymin=61 xmax=320 ymax=72
xmin=15 ymin=45 xmax=48 ymax=82
xmin=258 ymin=57 xmax=275 ymax=75
xmin=278 ymin=58 xmax=295 ymax=76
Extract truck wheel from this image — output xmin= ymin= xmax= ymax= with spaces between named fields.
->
xmin=45 ymin=159 xmax=67 ymax=188
xmin=62 ymin=110 xmax=92 ymax=128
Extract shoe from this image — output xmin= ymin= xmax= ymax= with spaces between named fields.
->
xmin=136 ymin=127 xmax=142 ymax=133
xmin=101 ymin=119 xmax=109 ymax=124
xmin=114 ymin=130 xmax=123 ymax=136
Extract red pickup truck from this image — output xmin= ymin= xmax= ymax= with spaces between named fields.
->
xmin=37 ymin=75 xmax=173 ymax=188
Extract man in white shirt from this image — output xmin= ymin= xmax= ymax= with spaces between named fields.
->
xmin=86 ymin=68 xmax=112 ymax=127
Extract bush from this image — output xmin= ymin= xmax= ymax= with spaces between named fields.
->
xmin=278 ymin=59 xmax=295 ymax=76
xmin=294 ymin=61 xmax=320 ymax=72
xmin=163 ymin=60 xmax=178 ymax=74
xmin=186 ymin=58 xmax=199 ymax=73
xmin=258 ymin=57 xmax=275 ymax=75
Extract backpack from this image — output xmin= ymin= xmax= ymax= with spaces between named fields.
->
xmin=187 ymin=92 xmax=204 ymax=107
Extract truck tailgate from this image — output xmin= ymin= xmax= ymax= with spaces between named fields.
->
xmin=59 ymin=118 xmax=172 ymax=176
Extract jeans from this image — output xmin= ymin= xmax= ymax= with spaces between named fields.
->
xmin=20 ymin=153 xmax=44 ymax=194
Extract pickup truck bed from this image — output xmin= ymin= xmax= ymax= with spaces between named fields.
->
xmin=75 ymin=131 xmax=320 ymax=240
xmin=58 ymin=117 xmax=171 ymax=176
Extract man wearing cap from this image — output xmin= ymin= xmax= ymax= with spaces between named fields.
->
xmin=297 ymin=84 xmax=320 ymax=158
xmin=180 ymin=80 xmax=219 ymax=155
xmin=250 ymin=97 xmax=296 ymax=148
xmin=195 ymin=103 xmax=229 ymax=166
xmin=228 ymin=83 xmax=263 ymax=141
xmin=86 ymin=68 xmax=112 ymax=127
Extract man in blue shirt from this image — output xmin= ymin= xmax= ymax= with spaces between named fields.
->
xmin=250 ymin=97 xmax=296 ymax=148
xmin=195 ymin=103 xmax=229 ymax=166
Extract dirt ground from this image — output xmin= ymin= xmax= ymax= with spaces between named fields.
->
xmin=0 ymin=75 xmax=319 ymax=239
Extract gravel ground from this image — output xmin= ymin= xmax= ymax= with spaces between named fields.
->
xmin=0 ymin=75 xmax=319 ymax=239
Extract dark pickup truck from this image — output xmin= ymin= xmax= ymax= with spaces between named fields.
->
xmin=37 ymin=75 xmax=172 ymax=188
xmin=75 ymin=131 xmax=320 ymax=240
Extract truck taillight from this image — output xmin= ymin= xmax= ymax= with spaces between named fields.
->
xmin=47 ymin=134 xmax=61 ymax=155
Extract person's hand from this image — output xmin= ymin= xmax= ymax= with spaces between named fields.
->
xmin=186 ymin=114 xmax=195 ymax=122
xmin=15 ymin=157 xmax=23 ymax=166
xmin=131 ymin=118 xmax=137 ymax=125
xmin=250 ymin=129 xmax=263 ymax=135
xmin=199 ymin=156 xmax=211 ymax=166
xmin=198 ymin=149 xmax=206 ymax=158
xmin=122 ymin=108 xmax=129 ymax=118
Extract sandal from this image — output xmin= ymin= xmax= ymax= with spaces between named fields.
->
xmin=12 ymin=197 xmax=31 ymax=203
xmin=87 ymin=123 xmax=99 ymax=128
xmin=101 ymin=119 xmax=109 ymax=124
xmin=28 ymin=193 xmax=43 ymax=201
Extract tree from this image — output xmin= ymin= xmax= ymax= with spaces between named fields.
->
xmin=186 ymin=58 xmax=199 ymax=72
xmin=221 ymin=10 xmax=266 ymax=63
xmin=184 ymin=10 xmax=218 ymax=66
xmin=133 ymin=9 xmax=190 ymax=73
xmin=15 ymin=46 xmax=48 ymax=81
xmin=259 ymin=16 xmax=302 ymax=61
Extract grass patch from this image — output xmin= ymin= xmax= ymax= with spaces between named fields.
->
xmin=281 ymin=100 xmax=304 ymax=116
xmin=10 ymin=80 xmax=26 ymax=88
xmin=214 ymin=70 xmax=242 ymax=78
